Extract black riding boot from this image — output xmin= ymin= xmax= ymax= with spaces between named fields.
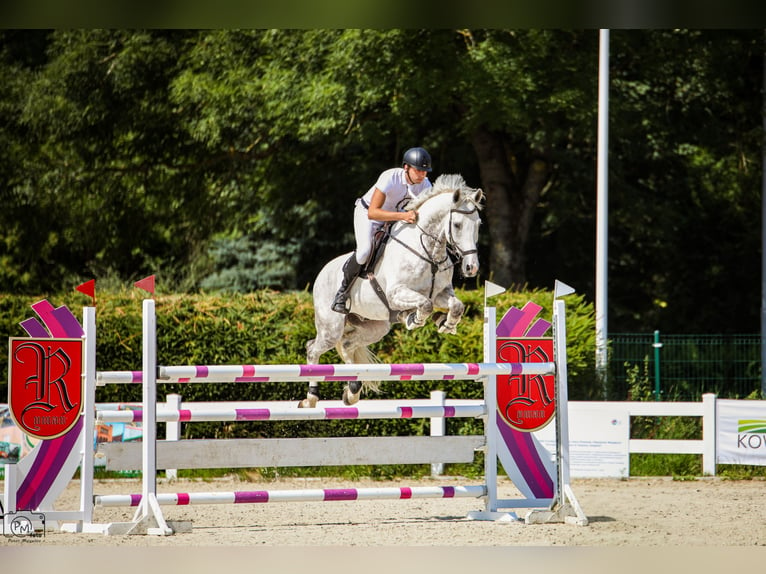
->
xmin=331 ymin=254 xmax=362 ymax=314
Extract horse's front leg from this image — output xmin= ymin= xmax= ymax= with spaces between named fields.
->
xmin=389 ymin=285 xmax=433 ymax=329
xmin=432 ymin=287 xmax=464 ymax=335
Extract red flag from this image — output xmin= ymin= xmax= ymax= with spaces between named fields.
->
xmin=76 ymin=279 xmax=96 ymax=300
xmin=134 ymin=275 xmax=156 ymax=295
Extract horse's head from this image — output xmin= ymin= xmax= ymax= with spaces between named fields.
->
xmin=447 ymin=185 xmax=483 ymax=277
xmin=405 ymin=174 xmax=483 ymax=277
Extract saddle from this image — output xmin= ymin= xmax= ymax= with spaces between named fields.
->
xmin=355 ymin=222 xmax=397 ymax=317
xmin=360 ymin=222 xmax=393 ymax=277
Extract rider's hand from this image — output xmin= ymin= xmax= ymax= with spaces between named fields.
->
xmin=402 ymin=211 xmax=418 ymax=224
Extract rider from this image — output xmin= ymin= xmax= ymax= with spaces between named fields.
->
xmin=331 ymin=147 xmax=433 ymax=314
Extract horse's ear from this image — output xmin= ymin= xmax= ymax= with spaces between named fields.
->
xmin=473 ymin=189 xmax=485 ymax=205
xmin=452 ymin=189 xmax=461 ymax=203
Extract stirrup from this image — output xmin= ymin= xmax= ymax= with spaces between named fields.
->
xmin=331 ymin=292 xmax=350 ymax=314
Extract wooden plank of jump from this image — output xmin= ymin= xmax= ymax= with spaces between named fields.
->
xmin=98 ymin=436 xmax=485 ymax=471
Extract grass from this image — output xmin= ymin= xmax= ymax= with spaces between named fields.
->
xmin=629 ymin=454 xmax=766 ymax=479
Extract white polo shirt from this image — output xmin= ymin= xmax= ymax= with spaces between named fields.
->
xmin=358 ymin=167 xmax=432 ymax=216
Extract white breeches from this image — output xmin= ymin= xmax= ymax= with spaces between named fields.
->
xmin=353 ymin=204 xmax=379 ymax=265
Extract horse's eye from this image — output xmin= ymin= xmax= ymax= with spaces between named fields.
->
xmin=453 ymin=222 xmax=462 ymax=230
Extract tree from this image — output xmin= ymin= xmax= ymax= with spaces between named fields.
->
xmin=605 ymin=30 xmax=762 ymax=331
xmin=455 ymin=30 xmax=599 ymax=288
xmin=0 ymin=29 xmax=762 ymax=335
xmin=1 ymin=30 xmax=221 ymax=291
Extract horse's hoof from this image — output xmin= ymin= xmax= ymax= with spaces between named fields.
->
xmin=438 ymin=324 xmax=458 ymax=335
xmin=342 ymin=386 xmax=360 ymax=406
xmin=405 ymin=312 xmax=423 ymax=330
xmin=299 ymin=395 xmax=318 ymax=408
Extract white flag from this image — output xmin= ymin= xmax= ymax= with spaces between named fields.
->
xmin=554 ymin=280 xmax=575 ymax=299
xmin=485 ymin=281 xmax=506 ymax=298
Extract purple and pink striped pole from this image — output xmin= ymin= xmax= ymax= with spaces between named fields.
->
xmin=95 ymin=485 xmax=486 ymax=507
xmin=97 ymin=361 xmax=554 ymax=385
xmin=96 ymin=403 xmax=485 ymax=424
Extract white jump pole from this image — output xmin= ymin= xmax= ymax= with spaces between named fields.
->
xmin=79 ymin=306 xmax=97 ymax=527
xmin=524 ymin=295 xmax=588 ymax=526
xmin=430 ymin=389 xmax=447 ymax=476
xmin=121 ymin=299 xmax=174 ymax=535
xmin=482 ymin=304 xmax=500 ymax=515
xmin=63 ymin=306 xmax=107 ymax=533
xmin=466 ymin=303 xmax=518 ymax=521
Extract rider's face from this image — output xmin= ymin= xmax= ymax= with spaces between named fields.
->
xmin=405 ymin=166 xmax=427 ymax=185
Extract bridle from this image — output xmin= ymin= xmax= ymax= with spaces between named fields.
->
xmin=446 ymin=204 xmax=479 ymax=260
xmin=386 ymin=198 xmax=480 ymax=297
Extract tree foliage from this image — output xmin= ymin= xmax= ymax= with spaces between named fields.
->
xmin=0 ymin=29 xmax=762 ymax=333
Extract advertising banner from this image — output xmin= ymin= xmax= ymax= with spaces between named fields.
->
xmin=716 ymin=399 xmax=766 ymax=466
xmin=536 ymin=405 xmax=630 ymax=478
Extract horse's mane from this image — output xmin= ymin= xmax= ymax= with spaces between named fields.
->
xmin=405 ymin=173 xmax=484 ymax=211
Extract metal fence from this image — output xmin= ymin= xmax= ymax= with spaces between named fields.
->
xmin=608 ymin=332 xmax=761 ymax=401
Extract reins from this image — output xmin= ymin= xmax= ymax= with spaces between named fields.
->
xmin=386 ymin=198 xmax=480 ymax=299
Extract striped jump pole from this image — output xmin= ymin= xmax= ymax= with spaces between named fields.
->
xmin=96 ymin=361 xmax=554 ymax=385
xmin=96 ymin=402 xmax=487 ymax=424
xmin=95 ymin=485 xmax=487 ymax=507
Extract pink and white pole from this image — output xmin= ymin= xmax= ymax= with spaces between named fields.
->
xmin=96 ymin=485 xmax=486 ymax=507
xmin=126 ymin=299 xmax=173 ymax=535
xmin=97 ymin=361 xmax=553 ymax=385
xmin=96 ymin=403 xmax=487 ymax=424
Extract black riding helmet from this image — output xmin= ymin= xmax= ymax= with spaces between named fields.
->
xmin=402 ymin=147 xmax=432 ymax=172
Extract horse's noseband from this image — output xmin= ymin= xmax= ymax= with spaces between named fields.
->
xmin=448 ymin=204 xmax=479 ymax=259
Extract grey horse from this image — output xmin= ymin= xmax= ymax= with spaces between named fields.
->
xmin=301 ymin=174 xmax=483 ymax=408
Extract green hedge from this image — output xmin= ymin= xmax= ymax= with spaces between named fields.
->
xmin=2 ymin=287 xmax=596 ymax=443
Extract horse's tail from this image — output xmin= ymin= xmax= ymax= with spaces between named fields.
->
xmin=342 ymin=344 xmax=382 ymax=395
xmin=352 ymin=345 xmax=380 ymax=365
